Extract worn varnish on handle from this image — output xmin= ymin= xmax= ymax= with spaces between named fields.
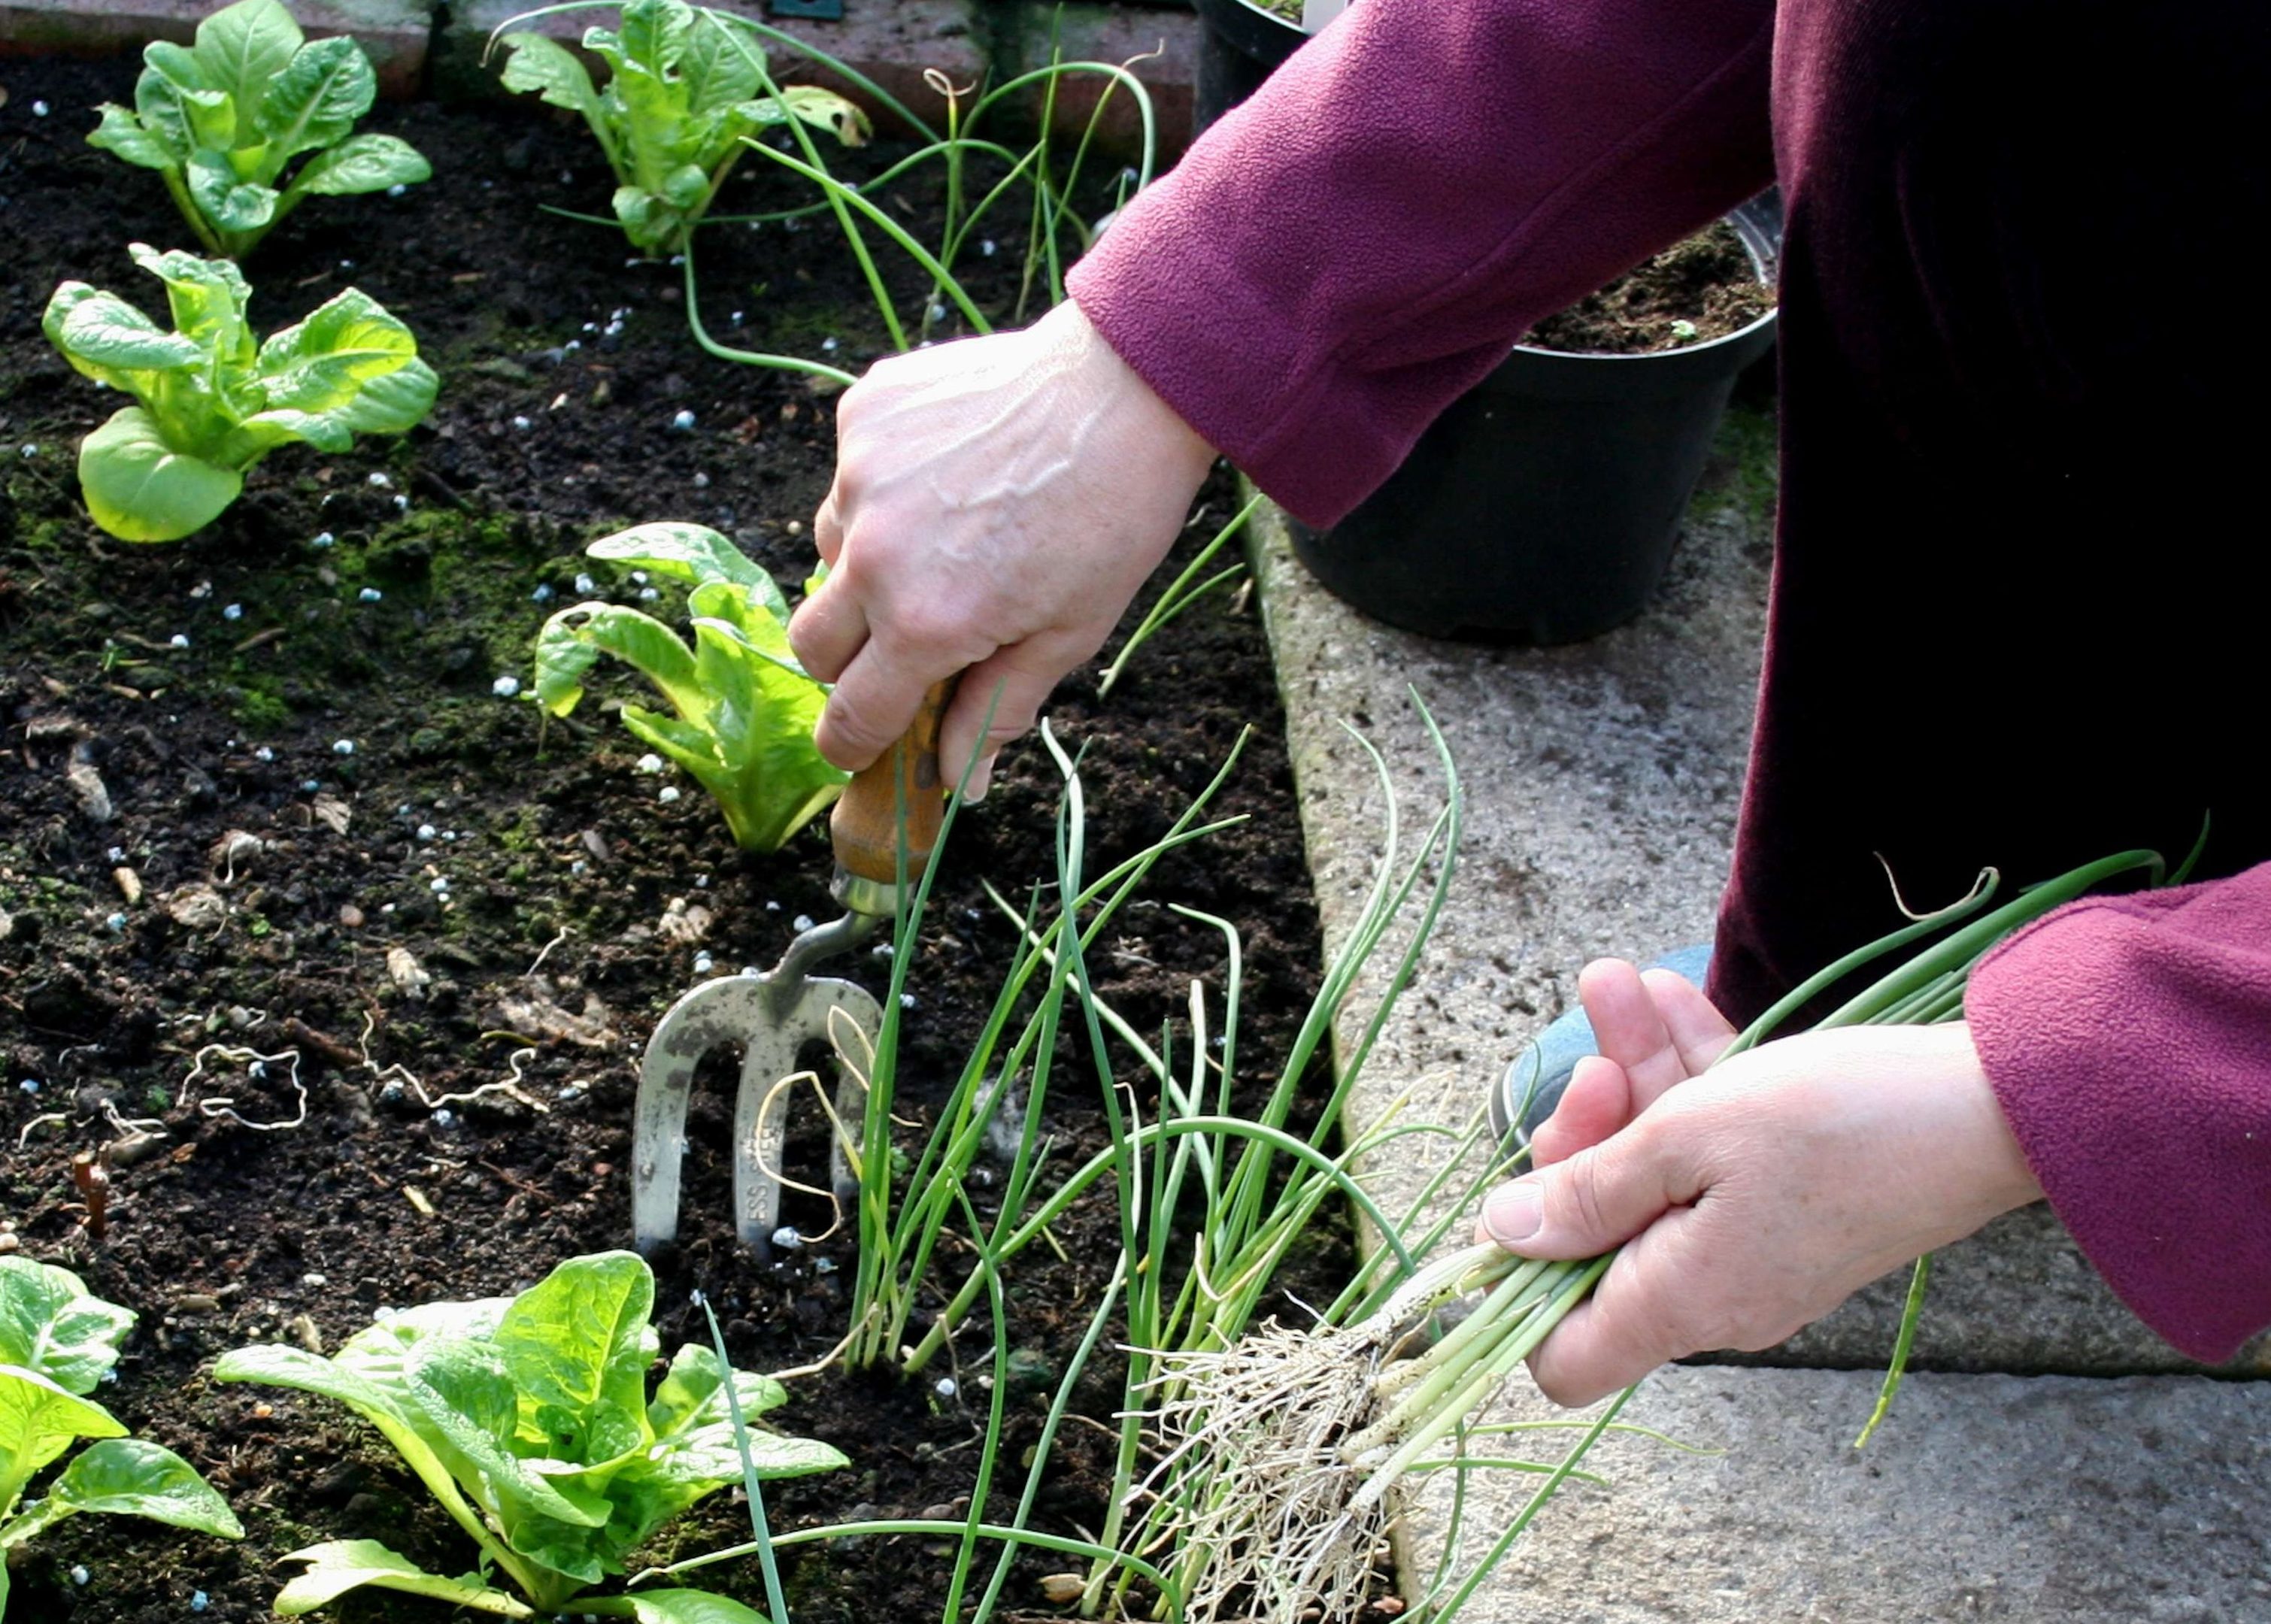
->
xmin=829 ymin=677 xmax=955 ymax=916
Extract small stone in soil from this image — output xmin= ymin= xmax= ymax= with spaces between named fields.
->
xmin=171 ymin=632 xmax=190 ymax=647
xmin=793 ymin=914 xmax=814 ymax=931
xmin=771 ymin=1226 xmax=802 ymax=1250
xmin=340 ymin=904 xmax=364 ymax=927
xmin=333 ymin=738 xmax=355 ymax=756
xmin=366 ymin=471 xmax=390 ymax=488
xmin=493 ymin=675 xmax=522 ymax=698
xmin=418 ymin=824 xmax=437 ymax=841
xmin=359 ymin=587 xmax=383 ymax=601
xmin=671 ymin=409 xmax=696 ymax=431
xmin=313 ymin=530 xmax=335 ymax=547
xmin=255 ymin=746 xmax=274 ymax=761
xmin=223 ymin=602 xmax=242 ymax=620
xmin=934 ymin=1377 xmax=957 ymax=1398
xmin=659 ymin=786 xmax=681 ymax=804
xmin=575 ymin=572 xmax=597 ymax=594
xmin=531 ymin=583 xmax=553 ymax=602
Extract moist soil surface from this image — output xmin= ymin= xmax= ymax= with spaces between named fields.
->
xmin=0 ymin=60 xmax=1380 ymax=1623
xmin=1524 ymin=220 xmax=1774 ymax=355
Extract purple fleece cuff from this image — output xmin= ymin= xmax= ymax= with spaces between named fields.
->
xmin=1069 ymin=0 xmax=1775 ymax=527
xmin=1969 ymin=864 xmax=2271 ymax=1363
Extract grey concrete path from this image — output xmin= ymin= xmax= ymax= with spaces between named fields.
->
xmin=1246 ymin=408 xmax=2271 ymax=1620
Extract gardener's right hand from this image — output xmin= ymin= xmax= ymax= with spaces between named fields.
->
xmin=789 ymin=298 xmax=1217 ymax=797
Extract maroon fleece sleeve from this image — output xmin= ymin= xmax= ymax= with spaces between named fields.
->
xmin=1969 ymin=863 xmax=2271 ymax=1362
xmin=1067 ymin=0 xmax=1777 ymax=528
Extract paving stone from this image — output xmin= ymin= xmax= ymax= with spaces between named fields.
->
xmin=0 ymin=0 xmax=435 ymax=96
xmin=1402 ymin=1363 xmax=2271 ymax=1623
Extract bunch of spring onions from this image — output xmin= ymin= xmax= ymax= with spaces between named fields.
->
xmin=1144 ymin=843 xmax=2191 ymax=1622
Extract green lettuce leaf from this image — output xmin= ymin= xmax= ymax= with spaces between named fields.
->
xmin=0 ymin=1259 xmax=136 ymax=1395
xmin=5 ymin=1438 xmax=245 ymax=1544
xmin=289 ymin=132 xmax=431 ymax=197
xmin=192 ymin=0 xmax=302 ymax=117
xmin=274 ymin=1539 xmax=534 ymax=1617
xmin=75 ymin=407 xmax=244 ymax=544
xmin=254 ymin=33 xmax=376 ymax=160
xmin=499 ymin=32 xmax=601 ymax=117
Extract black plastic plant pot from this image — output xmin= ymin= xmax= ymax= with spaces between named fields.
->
xmin=1292 ymin=196 xmax=1781 ymax=645
xmin=1193 ymin=0 xmax=1305 ymax=134
xmin=1192 ymin=0 xmax=1780 ymax=643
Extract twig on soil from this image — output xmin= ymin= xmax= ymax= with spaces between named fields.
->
xmin=476 ymin=1158 xmax=553 ymax=1204
xmin=277 ymin=1016 xmax=362 ymax=1070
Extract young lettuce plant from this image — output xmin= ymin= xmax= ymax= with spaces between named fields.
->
xmin=43 ymin=244 xmax=438 ymax=541
xmin=213 ymin=1250 xmax=847 ymax=1619
xmin=496 ymin=0 xmax=869 ymax=253
xmin=0 ymin=1258 xmax=244 ymax=1619
xmin=535 ymin=523 xmax=845 ymax=852
xmin=87 ymin=0 xmax=430 ymax=259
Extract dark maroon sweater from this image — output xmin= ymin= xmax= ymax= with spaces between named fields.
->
xmin=1069 ymin=0 xmax=2271 ymax=1361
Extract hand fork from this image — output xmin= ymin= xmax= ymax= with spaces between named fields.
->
xmin=631 ymin=681 xmax=952 ymax=1259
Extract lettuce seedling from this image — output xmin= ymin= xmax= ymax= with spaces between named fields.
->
xmin=498 ymin=0 xmax=869 ymax=253
xmin=0 ymin=1258 xmax=244 ymax=1619
xmin=535 ymin=523 xmax=847 ymax=852
xmin=86 ymin=0 xmax=430 ymax=259
xmin=214 ymin=1250 xmax=844 ymax=1619
xmin=43 ymin=244 xmax=438 ymax=542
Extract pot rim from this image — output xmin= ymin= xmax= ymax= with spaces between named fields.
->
xmin=1509 ymin=191 xmax=1781 ymax=364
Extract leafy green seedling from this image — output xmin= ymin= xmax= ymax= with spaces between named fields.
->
xmin=214 ymin=1250 xmax=847 ymax=1619
xmin=535 ymin=523 xmax=846 ymax=852
xmin=0 ymin=1258 xmax=244 ymax=1619
xmin=43 ymin=244 xmax=438 ymax=541
xmin=497 ymin=0 xmax=869 ymax=253
xmin=87 ymin=0 xmax=430 ymax=259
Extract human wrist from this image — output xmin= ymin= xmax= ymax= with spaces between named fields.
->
xmin=1936 ymin=1022 xmax=2045 ymax=1219
xmin=1052 ymin=298 xmax=1217 ymax=486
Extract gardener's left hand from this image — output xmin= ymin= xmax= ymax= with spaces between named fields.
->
xmin=1474 ymin=959 xmax=2044 ymax=1406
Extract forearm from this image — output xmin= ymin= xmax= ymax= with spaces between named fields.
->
xmin=1969 ymin=862 xmax=2271 ymax=1362
xmin=1070 ymin=0 xmax=1777 ymax=526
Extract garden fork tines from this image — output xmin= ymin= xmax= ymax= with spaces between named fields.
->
xmin=631 ymin=679 xmax=954 ymax=1260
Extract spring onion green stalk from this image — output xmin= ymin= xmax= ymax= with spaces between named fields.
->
xmin=1147 ymin=843 xmax=2185 ymax=1622
xmin=1097 ymin=496 xmax=1260 ymax=699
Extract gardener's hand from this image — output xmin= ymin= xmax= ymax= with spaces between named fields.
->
xmin=790 ymin=299 xmax=1217 ymax=795
xmin=1475 ymin=961 xmax=2044 ymax=1407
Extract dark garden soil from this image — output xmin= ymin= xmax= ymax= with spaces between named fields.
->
xmin=0 ymin=60 xmax=1383 ymax=1623
xmin=1524 ymin=220 xmax=1774 ymax=355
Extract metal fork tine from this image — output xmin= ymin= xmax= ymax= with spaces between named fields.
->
xmin=632 ymin=971 xmax=884 ymax=1261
